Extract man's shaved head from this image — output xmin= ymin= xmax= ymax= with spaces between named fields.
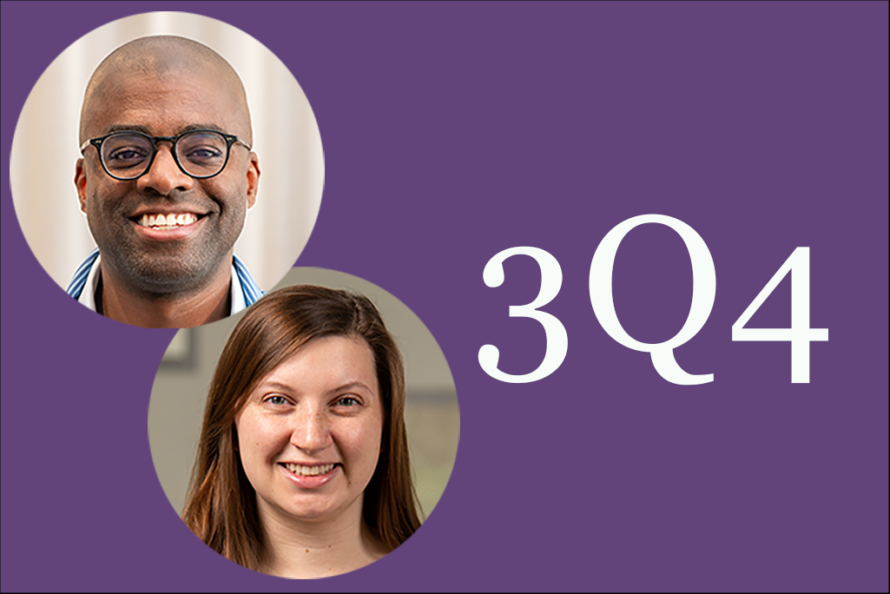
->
xmin=79 ymin=36 xmax=252 ymax=145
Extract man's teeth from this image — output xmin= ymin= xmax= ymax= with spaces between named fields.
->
xmin=284 ymin=463 xmax=336 ymax=477
xmin=137 ymin=213 xmax=198 ymax=228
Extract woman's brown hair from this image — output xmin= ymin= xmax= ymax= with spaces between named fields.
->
xmin=181 ymin=285 xmax=422 ymax=570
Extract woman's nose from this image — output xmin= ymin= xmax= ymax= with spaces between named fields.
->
xmin=290 ymin=410 xmax=333 ymax=453
xmin=136 ymin=145 xmax=194 ymax=195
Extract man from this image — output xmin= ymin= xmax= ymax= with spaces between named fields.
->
xmin=66 ymin=36 xmax=263 ymax=327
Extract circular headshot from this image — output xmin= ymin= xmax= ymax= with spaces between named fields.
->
xmin=10 ymin=12 xmax=324 ymax=328
xmin=149 ymin=268 xmax=460 ymax=579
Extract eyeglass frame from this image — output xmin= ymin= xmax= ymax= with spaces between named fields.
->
xmin=79 ymin=129 xmax=252 ymax=181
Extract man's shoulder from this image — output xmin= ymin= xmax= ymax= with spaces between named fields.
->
xmin=66 ymin=248 xmax=101 ymax=299
xmin=233 ymin=254 xmax=264 ymax=308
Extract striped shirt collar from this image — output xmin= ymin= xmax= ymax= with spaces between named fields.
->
xmin=66 ymin=248 xmax=264 ymax=316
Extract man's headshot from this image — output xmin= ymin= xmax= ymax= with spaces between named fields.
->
xmin=11 ymin=13 xmax=324 ymax=328
xmin=71 ymin=36 xmax=261 ymax=327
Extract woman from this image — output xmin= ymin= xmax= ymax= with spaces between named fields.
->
xmin=182 ymin=285 xmax=422 ymax=578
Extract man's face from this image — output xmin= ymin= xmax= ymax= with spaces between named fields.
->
xmin=75 ymin=69 xmax=259 ymax=295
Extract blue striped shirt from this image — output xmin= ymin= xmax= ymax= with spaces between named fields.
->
xmin=66 ymin=248 xmax=264 ymax=315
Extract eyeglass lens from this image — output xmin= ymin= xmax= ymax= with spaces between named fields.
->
xmin=101 ymin=131 xmax=229 ymax=179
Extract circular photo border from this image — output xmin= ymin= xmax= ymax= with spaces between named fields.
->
xmin=149 ymin=267 xmax=461 ymax=578
xmin=10 ymin=11 xmax=324 ymax=309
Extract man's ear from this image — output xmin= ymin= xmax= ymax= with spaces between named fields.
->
xmin=74 ymin=158 xmax=87 ymax=213
xmin=246 ymin=152 xmax=260 ymax=210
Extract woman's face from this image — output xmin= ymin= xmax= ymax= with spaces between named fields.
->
xmin=235 ymin=336 xmax=384 ymax=524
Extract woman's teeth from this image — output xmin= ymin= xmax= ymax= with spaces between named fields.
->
xmin=137 ymin=213 xmax=198 ymax=228
xmin=284 ymin=463 xmax=336 ymax=476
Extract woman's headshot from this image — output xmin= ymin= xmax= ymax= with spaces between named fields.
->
xmin=176 ymin=284 xmax=435 ymax=578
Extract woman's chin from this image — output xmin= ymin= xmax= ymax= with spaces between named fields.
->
xmin=263 ymin=493 xmax=360 ymax=525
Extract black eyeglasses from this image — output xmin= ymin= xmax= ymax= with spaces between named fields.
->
xmin=80 ymin=129 xmax=251 ymax=181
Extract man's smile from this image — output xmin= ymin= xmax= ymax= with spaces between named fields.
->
xmin=135 ymin=212 xmax=200 ymax=229
xmin=128 ymin=209 xmax=211 ymax=241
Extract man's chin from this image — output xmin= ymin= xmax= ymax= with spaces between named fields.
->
xmin=106 ymin=252 xmax=230 ymax=297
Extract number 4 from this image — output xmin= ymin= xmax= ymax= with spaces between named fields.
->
xmin=732 ymin=247 xmax=828 ymax=383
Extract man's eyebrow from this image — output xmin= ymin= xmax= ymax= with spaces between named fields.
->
xmin=180 ymin=123 xmax=226 ymax=134
xmin=102 ymin=123 xmax=227 ymax=136
xmin=104 ymin=124 xmax=152 ymax=135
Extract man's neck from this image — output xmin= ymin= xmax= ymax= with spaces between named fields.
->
xmin=97 ymin=261 xmax=232 ymax=328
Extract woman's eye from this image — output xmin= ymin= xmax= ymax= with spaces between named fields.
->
xmin=336 ymin=397 xmax=359 ymax=408
xmin=264 ymin=395 xmax=288 ymax=406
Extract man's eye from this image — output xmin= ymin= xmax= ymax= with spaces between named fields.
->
xmin=107 ymin=148 xmax=148 ymax=162
xmin=184 ymin=147 xmax=223 ymax=161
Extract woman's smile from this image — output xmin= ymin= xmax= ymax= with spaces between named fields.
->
xmin=279 ymin=462 xmax=341 ymax=488
xmin=282 ymin=463 xmax=338 ymax=477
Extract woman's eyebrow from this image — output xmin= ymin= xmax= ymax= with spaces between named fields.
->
xmin=329 ymin=381 xmax=374 ymax=395
xmin=257 ymin=381 xmax=292 ymax=392
xmin=254 ymin=381 xmax=375 ymax=394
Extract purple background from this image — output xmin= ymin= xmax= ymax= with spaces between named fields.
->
xmin=2 ymin=2 xmax=887 ymax=591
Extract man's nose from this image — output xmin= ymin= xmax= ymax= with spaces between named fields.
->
xmin=136 ymin=144 xmax=194 ymax=195
xmin=290 ymin=409 xmax=333 ymax=453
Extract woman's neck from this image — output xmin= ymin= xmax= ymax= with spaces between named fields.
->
xmin=257 ymin=498 xmax=385 ymax=579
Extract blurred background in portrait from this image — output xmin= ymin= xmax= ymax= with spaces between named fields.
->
xmin=149 ymin=268 xmax=460 ymax=520
xmin=10 ymin=12 xmax=324 ymax=292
